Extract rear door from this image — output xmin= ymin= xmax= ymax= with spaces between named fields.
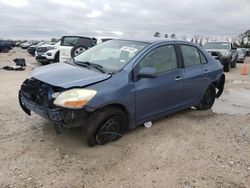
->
xmin=199 ymin=50 xmax=212 ymax=85
xmin=134 ymin=44 xmax=184 ymax=122
xmin=179 ymin=44 xmax=205 ymax=105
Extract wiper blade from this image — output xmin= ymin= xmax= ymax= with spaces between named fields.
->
xmin=78 ymin=61 xmax=106 ymax=73
xmin=65 ymin=58 xmax=77 ymax=64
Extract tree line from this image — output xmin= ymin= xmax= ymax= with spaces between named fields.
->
xmin=154 ymin=29 xmax=250 ymax=47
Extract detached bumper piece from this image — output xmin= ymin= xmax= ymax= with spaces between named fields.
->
xmin=19 ymin=78 xmax=88 ymax=132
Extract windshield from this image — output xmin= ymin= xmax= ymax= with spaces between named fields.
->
xmin=204 ymin=42 xmax=230 ymax=50
xmin=74 ymin=40 xmax=148 ymax=73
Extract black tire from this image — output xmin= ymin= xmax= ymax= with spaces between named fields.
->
xmin=223 ymin=63 xmax=230 ymax=72
xmin=54 ymin=51 xmax=60 ymax=62
xmin=85 ymin=107 xmax=128 ymax=147
xmin=197 ymin=85 xmax=216 ymax=110
xmin=230 ymin=58 xmax=237 ymax=68
xmin=70 ymin=46 xmax=87 ymax=58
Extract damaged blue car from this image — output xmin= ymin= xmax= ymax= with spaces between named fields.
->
xmin=19 ymin=39 xmax=225 ymax=147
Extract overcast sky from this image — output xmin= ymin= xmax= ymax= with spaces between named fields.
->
xmin=0 ymin=0 xmax=250 ymax=40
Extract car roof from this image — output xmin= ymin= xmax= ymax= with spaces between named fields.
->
xmin=113 ymin=38 xmax=190 ymax=44
xmin=61 ymin=35 xmax=93 ymax=40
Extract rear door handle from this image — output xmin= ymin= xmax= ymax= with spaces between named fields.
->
xmin=204 ymin=69 xmax=209 ymax=73
xmin=175 ymin=76 xmax=182 ymax=81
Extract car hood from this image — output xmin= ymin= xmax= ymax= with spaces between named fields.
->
xmin=31 ymin=63 xmax=111 ymax=89
xmin=206 ymin=49 xmax=229 ymax=54
xmin=39 ymin=44 xmax=55 ymax=48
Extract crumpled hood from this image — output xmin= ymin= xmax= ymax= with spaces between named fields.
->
xmin=31 ymin=63 xmax=111 ymax=88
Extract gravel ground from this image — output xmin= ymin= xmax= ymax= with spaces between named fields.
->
xmin=0 ymin=48 xmax=249 ymax=188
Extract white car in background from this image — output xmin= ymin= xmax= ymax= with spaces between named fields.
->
xmin=59 ymin=35 xmax=114 ymax=62
xmin=35 ymin=41 xmax=60 ymax=65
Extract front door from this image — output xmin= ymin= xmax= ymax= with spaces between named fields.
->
xmin=134 ymin=44 xmax=184 ymax=122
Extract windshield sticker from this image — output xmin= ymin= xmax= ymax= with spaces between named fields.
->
xmin=120 ymin=46 xmax=138 ymax=53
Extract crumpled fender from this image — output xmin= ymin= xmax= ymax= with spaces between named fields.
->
xmin=215 ymin=74 xmax=225 ymax=98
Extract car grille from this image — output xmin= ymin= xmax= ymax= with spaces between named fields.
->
xmin=20 ymin=78 xmax=63 ymax=107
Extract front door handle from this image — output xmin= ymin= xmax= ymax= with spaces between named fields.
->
xmin=204 ymin=69 xmax=209 ymax=73
xmin=175 ymin=76 xmax=182 ymax=81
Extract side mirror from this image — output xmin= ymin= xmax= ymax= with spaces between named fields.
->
xmin=137 ymin=67 xmax=157 ymax=78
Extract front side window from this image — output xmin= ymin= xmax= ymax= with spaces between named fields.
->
xmin=139 ymin=45 xmax=177 ymax=74
xmin=180 ymin=45 xmax=201 ymax=67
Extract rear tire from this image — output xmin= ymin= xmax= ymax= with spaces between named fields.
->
xmin=70 ymin=46 xmax=87 ymax=58
xmin=54 ymin=51 xmax=60 ymax=62
xmin=85 ymin=107 xmax=128 ymax=147
xmin=197 ymin=85 xmax=216 ymax=110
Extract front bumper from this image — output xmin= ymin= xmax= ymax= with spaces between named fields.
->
xmin=20 ymin=93 xmax=64 ymax=121
xmin=35 ymin=56 xmax=53 ymax=63
xmin=19 ymin=90 xmax=88 ymax=128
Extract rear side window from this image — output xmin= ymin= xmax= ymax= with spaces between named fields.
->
xmin=180 ymin=45 xmax=201 ymax=67
xmin=139 ymin=45 xmax=177 ymax=74
xmin=200 ymin=52 xmax=207 ymax=64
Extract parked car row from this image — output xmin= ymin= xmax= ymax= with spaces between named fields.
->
xmin=27 ymin=42 xmax=46 ymax=56
xmin=20 ymin=41 xmax=39 ymax=49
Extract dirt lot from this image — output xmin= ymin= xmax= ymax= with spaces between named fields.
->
xmin=0 ymin=48 xmax=250 ymax=188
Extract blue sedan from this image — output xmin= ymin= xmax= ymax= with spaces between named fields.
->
xmin=19 ymin=39 xmax=225 ymax=147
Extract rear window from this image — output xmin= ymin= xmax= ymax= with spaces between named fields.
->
xmin=61 ymin=37 xmax=79 ymax=46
